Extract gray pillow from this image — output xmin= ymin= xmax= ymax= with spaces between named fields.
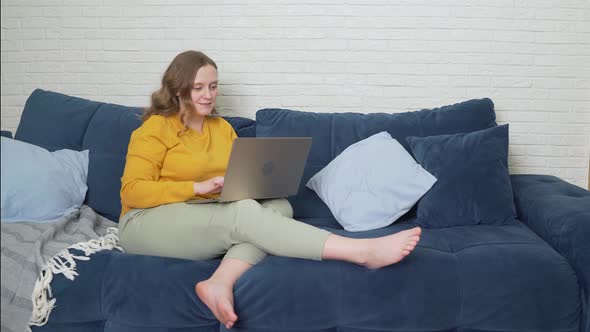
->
xmin=1 ymin=137 xmax=89 ymax=222
xmin=306 ymin=132 xmax=436 ymax=232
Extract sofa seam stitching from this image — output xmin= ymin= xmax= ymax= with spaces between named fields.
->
xmin=418 ymin=242 xmax=549 ymax=254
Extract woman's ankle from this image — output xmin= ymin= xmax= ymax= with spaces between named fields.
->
xmin=208 ymin=258 xmax=253 ymax=286
xmin=322 ymin=234 xmax=369 ymax=266
xmin=354 ymin=239 xmax=371 ymax=266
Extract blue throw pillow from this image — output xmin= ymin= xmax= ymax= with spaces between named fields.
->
xmin=406 ymin=124 xmax=516 ymax=227
xmin=0 ymin=137 xmax=89 ymax=222
xmin=307 ymin=132 xmax=437 ymax=232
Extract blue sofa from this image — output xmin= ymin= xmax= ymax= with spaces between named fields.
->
xmin=10 ymin=89 xmax=589 ymax=332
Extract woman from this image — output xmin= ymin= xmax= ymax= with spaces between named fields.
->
xmin=119 ymin=50 xmax=421 ymax=329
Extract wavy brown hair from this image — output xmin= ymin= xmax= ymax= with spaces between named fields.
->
xmin=142 ymin=50 xmax=218 ymax=125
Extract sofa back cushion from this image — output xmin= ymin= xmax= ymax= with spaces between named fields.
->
xmin=256 ymin=98 xmax=497 ymax=226
xmin=82 ymin=106 xmax=256 ymax=221
xmin=15 ymin=89 xmax=102 ymax=151
xmin=82 ymin=104 xmax=143 ymax=221
xmin=14 ymin=89 xmax=256 ymax=222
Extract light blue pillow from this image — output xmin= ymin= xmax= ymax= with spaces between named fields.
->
xmin=306 ymin=132 xmax=437 ymax=232
xmin=1 ymin=137 xmax=89 ymax=222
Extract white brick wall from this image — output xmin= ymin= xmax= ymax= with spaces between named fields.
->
xmin=1 ymin=0 xmax=589 ymax=188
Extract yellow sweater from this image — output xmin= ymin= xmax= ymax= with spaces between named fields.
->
xmin=120 ymin=114 xmax=237 ymax=219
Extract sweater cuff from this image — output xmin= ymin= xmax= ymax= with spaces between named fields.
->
xmin=181 ymin=181 xmax=196 ymax=198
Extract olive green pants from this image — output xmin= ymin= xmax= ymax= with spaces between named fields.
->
xmin=118 ymin=198 xmax=331 ymax=265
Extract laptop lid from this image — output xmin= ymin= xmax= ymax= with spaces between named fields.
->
xmin=219 ymin=137 xmax=312 ymax=202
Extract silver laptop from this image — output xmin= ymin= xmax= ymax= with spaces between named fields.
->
xmin=186 ymin=137 xmax=312 ymax=204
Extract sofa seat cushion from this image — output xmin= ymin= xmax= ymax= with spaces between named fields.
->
xmin=41 ymin=220 xmax=579 ymax=332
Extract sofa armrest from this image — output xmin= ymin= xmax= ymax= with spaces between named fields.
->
xmin=511 ymin=174 xmax=590 ymax=332
xmin=1 ymin=130 xmax=13 ymax=139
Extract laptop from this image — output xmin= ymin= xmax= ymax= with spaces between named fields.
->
xmin=186 ymin=137 xmax=312 ymax=204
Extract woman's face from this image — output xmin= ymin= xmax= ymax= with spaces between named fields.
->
xmin=190 ymin=64 xmax=218 ymax=117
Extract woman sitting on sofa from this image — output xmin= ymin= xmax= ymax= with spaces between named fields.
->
xmin=118 ymin=50 xmax=422 ymax=329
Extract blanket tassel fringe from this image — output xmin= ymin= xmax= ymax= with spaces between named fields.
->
xmin=27 ymin=227 xmax=122 ymax=331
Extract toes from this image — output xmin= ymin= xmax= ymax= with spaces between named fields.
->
xmin=402 ymin=249 xmax=411 ymax=256
xmin=210 ymin=311 xmax=225 ymax=326
xmin=403 ymin=228 xmax=421 ymax=239
xmin=195 ymin=281 xmax=239 ymax=328
xmin=222 ymin=315 xmax=237 ymax=329
xmin=219 ymin=304 xmax=237 ymax=325
xmin=226 ymin=316 xmax=237 ymax=329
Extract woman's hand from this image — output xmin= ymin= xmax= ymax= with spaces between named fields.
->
xmin=193 ymin=176 xmax=224 ymax=195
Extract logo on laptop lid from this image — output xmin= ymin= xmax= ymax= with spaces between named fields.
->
xmin=262 ymin=161 xmax=275 ymax=176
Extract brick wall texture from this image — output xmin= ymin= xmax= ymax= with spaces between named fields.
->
xmin=1 ymin=0 xmax=589 ymax=187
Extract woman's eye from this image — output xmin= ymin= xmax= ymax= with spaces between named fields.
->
xmin=211 ymin=85 xmax=217 ymax=90
xmin=193 ymin=87 xmax=202 ymax=91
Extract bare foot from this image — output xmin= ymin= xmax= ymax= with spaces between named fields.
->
xmin=195 ymin=279 xmax=238 ymax=329
xmin=362 ymin=227 xmax=422 ymax=269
